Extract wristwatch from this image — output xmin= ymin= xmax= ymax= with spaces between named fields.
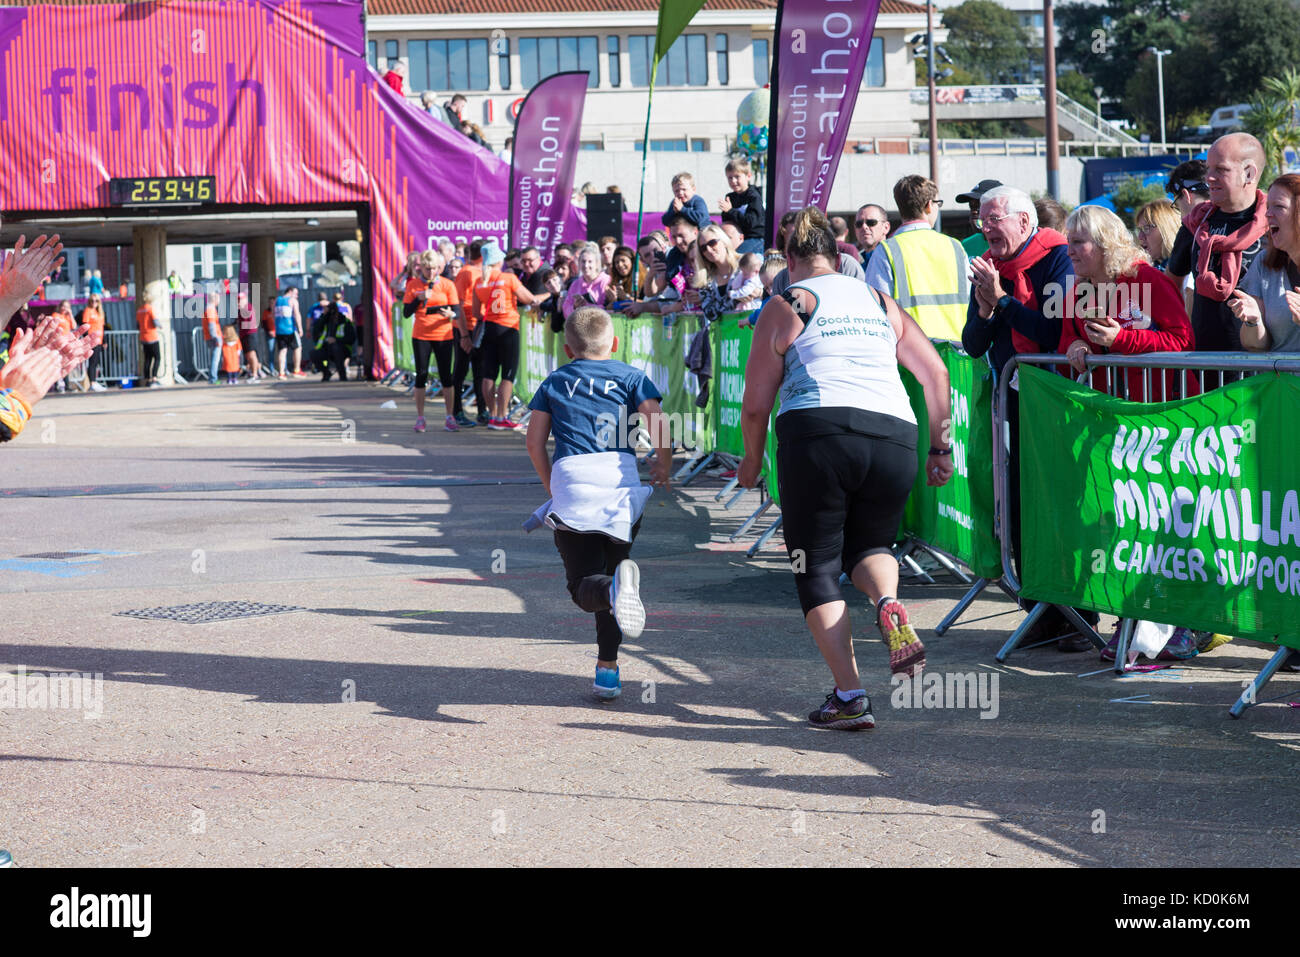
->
xmin=992 ymin=294 xmax=1012 ymax=316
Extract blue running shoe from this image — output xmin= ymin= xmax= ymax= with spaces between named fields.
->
xmin=0 ymin=849 xmax=12 ymax=867
xmin=593 ymin=665 xmax=621 ymax=701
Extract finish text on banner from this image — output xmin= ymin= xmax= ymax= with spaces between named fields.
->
xmin=1019 ymin=364 xmax=1300 ymax=649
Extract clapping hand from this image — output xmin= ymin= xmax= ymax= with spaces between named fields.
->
xmin=0 ymin=235 xmax=65 ymax=306
xmin=718 ymin=196 xmax=732 ymax=213
xmin=1228 ymin=289 xmax=1263 ymax=327
xmin=969 ymin=257 xmax=1001 ymax=317
xmin=1285 ymin=287 xmax=1300 ymax=327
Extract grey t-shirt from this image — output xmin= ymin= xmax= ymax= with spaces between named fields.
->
xmin=1239 ymin=255 xmax=1300 ymax=352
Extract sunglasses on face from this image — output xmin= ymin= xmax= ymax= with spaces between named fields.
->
xmin=704 ymin=238 xmax=722 ymax=249
xmin=1168 ymin=180 xmax=1210 ymax=197
xmin=855 ymin=218 xmax=881 ymax=228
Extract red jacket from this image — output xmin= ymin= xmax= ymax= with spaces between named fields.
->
xmin=1059 ymin=262 xmax=1199 ymax=401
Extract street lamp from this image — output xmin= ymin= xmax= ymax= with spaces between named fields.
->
xmin=1146 ymin=46 xmax=1172 ymax=154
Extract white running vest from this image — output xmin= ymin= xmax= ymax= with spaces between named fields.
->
xmin=777 ymin=273 xmax=916 ymax=424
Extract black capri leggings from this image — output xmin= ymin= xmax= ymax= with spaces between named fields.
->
xmin=412 ymin=337 xmax=454 ymax=390
xmin=776 ymin=408 xmax=918 ymax=615
xmin=141 ymin=340 xmax=161 ymax=383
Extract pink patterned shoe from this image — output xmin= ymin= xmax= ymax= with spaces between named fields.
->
xmin=878 ymin=597 xmax=925 ymax=677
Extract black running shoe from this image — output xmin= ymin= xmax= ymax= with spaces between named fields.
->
xmin=808 ymin=691 xmax=875 ymax=730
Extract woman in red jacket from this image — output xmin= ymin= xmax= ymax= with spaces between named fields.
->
xmin=1060 ymin=205 xmax=1197 ymax=402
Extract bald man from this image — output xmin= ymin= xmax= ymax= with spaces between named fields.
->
xmin=1168 ymin=132 xmax=1270 ymax=380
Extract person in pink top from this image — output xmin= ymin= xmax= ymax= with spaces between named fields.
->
xmin=561 ymin=244 xmax=612 ymax=319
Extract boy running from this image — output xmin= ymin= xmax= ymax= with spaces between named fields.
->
xmin=524 ymin=307 xmax=672 ymax=700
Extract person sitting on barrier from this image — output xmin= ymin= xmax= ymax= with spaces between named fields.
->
xmin=1229 ymin=174 xmax=1300 ymax=355
xmin=1061 ymin=205 xmax=1196 ymax=402
xmin=1166 ymin=133 xmax=1269 ymax=389
xmin=963 ymin=186 xmax=1088 ymax=652
xmin=622 ymin=217 xmax=700 ymax=317
xmin=730 ymin=253 xmax=764 ymax=313
xmin=561 ymin=244 xmax=613 ymax=320
xmin=737 ymin=206 xmax=953 ymax=731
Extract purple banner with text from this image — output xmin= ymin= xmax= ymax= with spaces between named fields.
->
xmin=764 ymin=0 xmax=880 ymax=238
xmin=509 ymin=71 xmax=589 ymax=260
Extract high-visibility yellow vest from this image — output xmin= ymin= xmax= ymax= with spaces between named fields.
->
xmin=880 ymin=228 xmax=970 ymax=341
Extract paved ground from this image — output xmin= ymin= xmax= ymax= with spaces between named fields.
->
xmin=1 ymin=377 xmax=1296 ymax=867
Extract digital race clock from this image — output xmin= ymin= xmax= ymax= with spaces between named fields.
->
xmin=108 ymin=176 xmax=216 ymax=206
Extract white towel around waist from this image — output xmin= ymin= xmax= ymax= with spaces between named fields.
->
xmin=522 ymin=451 xmax=653 ymax=543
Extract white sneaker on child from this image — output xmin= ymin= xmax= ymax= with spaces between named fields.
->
xmin=609 ymin=560 xmax=644 ymax=640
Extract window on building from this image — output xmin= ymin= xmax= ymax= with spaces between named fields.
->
xmin=690 ymin=139 xmax=709 ymax=152
xmin=716 ymin=33 xmax=729 ymax=85
xmin=519 ymin=36 xmax=599 ymax=90
xmin=367 ymin=41 xmax=377 ymax=70
xmin=607 ymin=36 xmax=620 ymax=87
xmin=384 ymin=39 xmax=398 ymax=71
xmin=580 ymin=141 xmax=603 ymax=150
xmin=862 ymin=36 xmax=884 ymax=87
xmin=628 ymin=34 xmax=707 ymax=86
xmin=753 ymin=38 xmax=769 ymax=86
xmin=409 ymin=39 xmax=490 ymax=92
xmin=634 ymin=138 xmax=690 ymax=151
xmin=495 ymin=36 xmax=511 ymax=89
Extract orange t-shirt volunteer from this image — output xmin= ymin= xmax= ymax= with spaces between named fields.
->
xmin=404 ymin=276 xmax=459 ymax=341
xmin=204 ymin=307 xmax=221 ymax=344
xmin=80 ymin=306 xmax=105 ymax=347
xmin=455 ymin=263 xmax=482 ymax=331
xmin=136 ymin=303 xmax=160 ymax=343
xmin=474 ymin=269 xmax=527 ymax=331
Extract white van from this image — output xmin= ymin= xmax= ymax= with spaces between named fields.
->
xmin=1209 ymin=104 xmax=1252 ymax=133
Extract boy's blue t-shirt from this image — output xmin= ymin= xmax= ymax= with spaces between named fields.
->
xmin=529 ymin=358 xmax=662 ymax=460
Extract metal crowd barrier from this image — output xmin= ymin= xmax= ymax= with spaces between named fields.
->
xmin=994 ymin=351 xmax=1300 ymax=718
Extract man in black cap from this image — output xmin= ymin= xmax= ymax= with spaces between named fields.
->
xmin=955 ymin=179 xmax=1003 ymax=259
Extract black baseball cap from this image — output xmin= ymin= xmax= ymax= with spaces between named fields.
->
xmin=955 ymin=179 xmax=1003 ymax=205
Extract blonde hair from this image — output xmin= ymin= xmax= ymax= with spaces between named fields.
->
xmin=692 ymin=224 xmax=740 ymax=288
xmin=1133 ymin=200 xmax=1182 ymax=262
xmin=565 ymin=307 xmax=615 ymax=357
xmin=671 ymin=172 xmax=694 ymax=188
xmin=1064 ymin=205 xmax=1150 ymax=280
xmin=419 ymin=249 xmax=444 ymax=274
xmin=725 ymin=157 xmax=752 ymax=177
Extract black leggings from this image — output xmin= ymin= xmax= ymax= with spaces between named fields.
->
xmin=87 ymin=345 xmax=103 ymax=382
xmin=412 ymin=337 xmax=454 ymax=390
xmin=452 ymin=343 xmax=483 ymax=417
xmin=141 ymin=340 xmax=161 ymax=383
xmin=776 ymin=409 xmax=917 ymax=615
xmin=553 ymin=520 xmax=641 ymax=661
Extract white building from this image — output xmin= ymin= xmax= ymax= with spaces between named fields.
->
xmin=364 ymin=0 xmax=938 ymax=154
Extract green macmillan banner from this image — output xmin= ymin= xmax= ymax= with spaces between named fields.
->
xmin=1019 ymin=364 xmax=1300 ymax=650
xmin=392 ymin=304 xmax=414 ymax=373
xmin=515 ymin=308 xmax=714 ymax=455
xmin=898 ymin=342 xmax=1001 ymax=579
xmin=712 ymin=315 xmax=780 ymax=503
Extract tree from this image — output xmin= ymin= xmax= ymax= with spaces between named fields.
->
xmin=940 ymin=0 xmax=1034 ymax=84
xmin=1110 ymin=176 xmax=1169 ymax=228
xmin=1188 ymin=0 xmax=1300 ymax=104
xmin=1058 ymin=70 xmax=1099 ymax=110
xmin=1243 ymin=68 xmax=1300 ymax=185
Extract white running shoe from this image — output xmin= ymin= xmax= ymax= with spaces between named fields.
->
xmin=610 ymin=559 xmax=645 ymax=640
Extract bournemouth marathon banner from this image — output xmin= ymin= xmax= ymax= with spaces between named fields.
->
xmin=1020 ymin=365 xmax=1300 ymax=649
xmin=0 ymin=0 xmax=612 ymax=376
xmin=764 ymin=0 xmax=881 ymax=238
xmin=508 ymin=72 xmax=588 ymax=262
xmin=899 ymin=342 xmax=1001 ymax=579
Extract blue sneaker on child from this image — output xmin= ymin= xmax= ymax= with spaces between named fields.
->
xmin=593 ymin=665 xmax=621 ymax=700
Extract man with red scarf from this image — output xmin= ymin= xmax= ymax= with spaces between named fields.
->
xmin=1167 ymin=133 xmax=1269 ymax=388
xmin=961 ymin=186 xmax=1092 ymax=651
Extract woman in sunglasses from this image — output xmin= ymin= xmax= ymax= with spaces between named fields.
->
xmin=690 ymin=225 xmax=741 ymax=324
